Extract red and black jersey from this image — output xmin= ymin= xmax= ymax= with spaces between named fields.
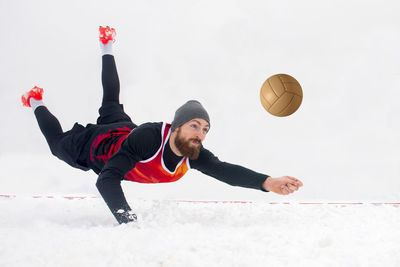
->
xmin=92 ymin=121 xmax=270 ymax=223
xmin=125 ymin=123 xmax=190 ymax=183
xmin=89 ymin=122 xmax=191 ymax=184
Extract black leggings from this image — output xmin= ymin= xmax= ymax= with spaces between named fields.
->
xmin=34 ymin=55 xmax=126 ymax=170
xmin=101 ymin=55 xmax=120 ymax=105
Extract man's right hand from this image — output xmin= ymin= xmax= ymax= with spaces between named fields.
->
xmin=115 ymin=209 xmax=138 ymax=224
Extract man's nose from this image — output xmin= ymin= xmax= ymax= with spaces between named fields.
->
xmin=196 ymin=131 xmax=206 ymax=141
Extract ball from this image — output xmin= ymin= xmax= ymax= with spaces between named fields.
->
xmin=260 ymin=74 xmax=303 ymax=117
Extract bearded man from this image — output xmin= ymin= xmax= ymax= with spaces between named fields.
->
xmin=21 ymin=26 xmax=303 ymax=224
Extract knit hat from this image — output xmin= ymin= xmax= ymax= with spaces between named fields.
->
xmin=171 ymin=100 xmax=210 ymax=131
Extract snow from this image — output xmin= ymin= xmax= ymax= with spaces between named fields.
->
xmin=2 ymin=0 xmax=400 ymax=265
xmin=1 ymin=196 xmax=399 ymax=267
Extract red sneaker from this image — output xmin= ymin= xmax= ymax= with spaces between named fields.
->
xmin=99 ymin=26 xmax=116 ymax=44
xmin=21 ymin=86 xmax=44 ymax=107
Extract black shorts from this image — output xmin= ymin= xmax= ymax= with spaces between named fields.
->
xmin=52 ymin=103 xmax=134 ymax=171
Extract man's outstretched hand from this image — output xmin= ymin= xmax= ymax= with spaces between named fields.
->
xmin=263 ymin=176 xmax=303 ymax=195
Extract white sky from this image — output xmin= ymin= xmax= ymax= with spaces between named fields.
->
xmin=1 ymin=0 xmax=400 ymax=201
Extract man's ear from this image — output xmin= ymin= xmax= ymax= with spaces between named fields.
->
xmin=172 ymin=126 xmax=180 ymax=133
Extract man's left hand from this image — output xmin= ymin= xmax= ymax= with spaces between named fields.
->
xmin=263 ymin=176 xmax=303 ymax=195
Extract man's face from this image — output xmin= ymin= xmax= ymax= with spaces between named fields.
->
xmin=174 ymin=118 xmax=210 ymax=160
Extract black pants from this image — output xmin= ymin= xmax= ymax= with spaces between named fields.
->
xmin=34 ymin=55 xmax=133 ymax=171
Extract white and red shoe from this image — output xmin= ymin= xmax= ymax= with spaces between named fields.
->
xmin=21 ymin=86 xmax=44 ymax=107
xmin=99 ymin=26 xmax=116 ymax=44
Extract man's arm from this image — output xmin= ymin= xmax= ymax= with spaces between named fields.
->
xmin=96 ymin=153 xmax=137 ymax=224
xmin=190 ymin=147 xmax=270 ymax=191
xmin=190 ymin=147 xmax=303 ymax=194
xmin=96 ymin=123 xmax=162 ymax=224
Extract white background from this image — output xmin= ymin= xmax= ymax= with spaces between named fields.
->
xmin=1 ymin=1 xmax=400 ymax=266
xmin=2 ymin=0 xmax=399 ymax=201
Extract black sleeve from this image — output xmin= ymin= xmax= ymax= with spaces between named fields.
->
xmin=190 ymin=147 xmax=270 ymax=192
xmin=96 ymin=123 xmax=162 ymax=224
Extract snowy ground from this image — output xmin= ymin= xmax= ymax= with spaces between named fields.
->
xmin=1 ymin=196 xmax=399 ymax=267
xmin=1 ymin=154 xmax=400 ymax=267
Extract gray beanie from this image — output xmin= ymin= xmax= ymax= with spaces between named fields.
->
xmin=171 ymin=100 xmax=210 ymax=131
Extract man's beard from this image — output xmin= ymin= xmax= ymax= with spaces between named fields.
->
xmin=174 ymin=128 xmax=201 ymax=160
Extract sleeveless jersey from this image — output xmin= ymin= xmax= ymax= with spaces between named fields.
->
xmin=125 ymin=123 xmax=191 ymax=183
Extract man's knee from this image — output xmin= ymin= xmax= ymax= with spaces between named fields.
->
xmin=48 ymin=138 xmax=62 ymax=157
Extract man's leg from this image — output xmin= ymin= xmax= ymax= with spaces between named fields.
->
xmin=100 ymin=26 xmax=119 ymax=105
xmin=22 ymin=87 xmax=90 ymax=171
xmin=101 ymin=55 xmax=120 ymax=105
xmin=22 ymin=87 xmax=63 ymax=152
xmin=97 ymin=26 xmax=133 ymax=125
xmin=34 ymin=105 xmax=64 ymax=154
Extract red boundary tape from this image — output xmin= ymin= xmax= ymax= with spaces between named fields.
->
xmin=0 ymin=195 xmax=399 ymax=206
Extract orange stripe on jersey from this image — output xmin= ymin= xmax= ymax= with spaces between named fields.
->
xmin=125 ymin=123 xmax=190 ymax=183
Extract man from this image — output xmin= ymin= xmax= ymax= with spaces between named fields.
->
xmin=21 ymin=26 xmax=303 ymax=224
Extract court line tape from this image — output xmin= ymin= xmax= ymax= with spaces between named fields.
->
xmin=0 ymin=195 xmax=399 ymax=206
